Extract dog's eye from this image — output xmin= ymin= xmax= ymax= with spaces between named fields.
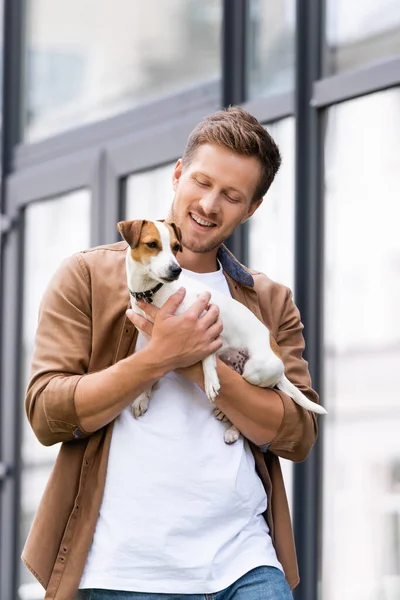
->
xmin=173 ymin=244 xmax=181 ymax=252
xmin=146 ymin=242 xmax=158 ymax=249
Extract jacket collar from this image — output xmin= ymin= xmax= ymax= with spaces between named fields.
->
xmin=217 ymin=245 xmax=254 ymax=287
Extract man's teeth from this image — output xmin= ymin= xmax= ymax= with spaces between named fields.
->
xmin=191 ymin=214 xmax=214 ymax=227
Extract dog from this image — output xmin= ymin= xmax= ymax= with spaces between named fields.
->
xmin=117 ymin=219 xmax=327 ymax=444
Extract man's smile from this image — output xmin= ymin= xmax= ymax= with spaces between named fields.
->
xmin=189 ymin=212 xmax=217 ymax=229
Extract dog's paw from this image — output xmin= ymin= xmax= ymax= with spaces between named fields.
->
xmin=224 ymin=425 xmax=240 ymax=444
xmin=205 ymin=375 xmax=221 ymax=402
xmin=131 ymin=391 xmax=151 ymax=419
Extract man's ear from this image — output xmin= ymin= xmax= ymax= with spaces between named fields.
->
xmin=172 ymin=158 xmax=183 ymax=192
xmin=117 ymin=220 xmax=146 ymax=248
xmin=240 ymin=198 xmax=263 ymax=224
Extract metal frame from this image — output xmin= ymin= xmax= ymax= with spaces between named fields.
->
xmin=222 ymin=0 xmax=248 ymax=262
xmin=292 ymin=1 xmax=325 ymax=599
xmin=313 ymin=56 xmax=400 ymax=108
xmin=0 ymin=1 xmax=25 ymax=598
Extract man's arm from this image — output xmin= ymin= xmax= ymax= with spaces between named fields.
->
xmin=75 ymin=291 xmax=223 ymax=433
xmin=26 ymin=255 xmax=223 ymax=446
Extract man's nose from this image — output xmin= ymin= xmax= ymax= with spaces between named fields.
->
xmin=198 ymin=191 xmax=220 ymax=214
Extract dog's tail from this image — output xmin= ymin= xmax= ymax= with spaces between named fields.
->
xmin=276 ymin=375 xmax=327 ymax=415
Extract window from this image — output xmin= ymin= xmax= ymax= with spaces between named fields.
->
xmin=24 ymin=0 xmax=222 ymax=142
xmin=322 ymin=89 xmax=400 ymax=599
xmin=19 ymin=190 xmax=91 ymax=600
xmin=326 ymin=1 xmax=400 ymax=74
xmin=247 ymin=0 xmax=295 ymax=99
xmin=124 ymin=162 xmax=176 ymax=221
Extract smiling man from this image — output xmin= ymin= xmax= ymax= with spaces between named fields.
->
xmin=23 ymin=107 xmax=320 ymax=600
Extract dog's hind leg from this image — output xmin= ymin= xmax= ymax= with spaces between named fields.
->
xmin=131 ymin=387 xmax=153 ymax=418
xmin=202 ymin=354 xmax=220 ymax=402
xmin=213 ymin=408 xmax=241 ymax=444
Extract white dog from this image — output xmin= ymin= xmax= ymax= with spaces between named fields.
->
xmin=117 ymin=219 xmax=327 ymax=443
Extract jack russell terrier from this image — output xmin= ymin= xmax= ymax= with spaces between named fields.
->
xmin=117 ymin=219 xmax=327 ymax=444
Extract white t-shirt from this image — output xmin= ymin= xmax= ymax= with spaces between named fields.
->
xmin=80 ymin=266 xmax=282 ymax=593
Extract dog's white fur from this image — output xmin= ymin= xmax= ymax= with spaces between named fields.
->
xmin=119 ymin=220 xmax=327 ymax=444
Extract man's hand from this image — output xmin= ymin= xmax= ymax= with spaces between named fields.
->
xmin=126 ymin=288 xmax=223 ymax=372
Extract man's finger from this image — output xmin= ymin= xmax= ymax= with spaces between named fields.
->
xmin=159 ymin=287 xmax=186 ymax=317
xmin=185 ymin=291 xmax=212 ymax=319
xmin=135 ymin=300 xmax=159 ymax=320
xmin=200 ymin=304 xmax=220 ymax=327
xmin=126 ymin=309 xmax=154 ymax=336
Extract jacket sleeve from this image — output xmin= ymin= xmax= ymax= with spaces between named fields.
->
xmin=267 ymin=288 xmax=319 ymax=462
xmin=25 ymin=253 xmax=92 ymax=446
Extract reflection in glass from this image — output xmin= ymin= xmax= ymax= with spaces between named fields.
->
xmin=24 ymin=0 xmax=222 ymax=142
xmin=19 ymin=190 xmax=91 ymax=599
xmin=247 ymin=0 xmax=295 ymax=99
xmin=326 ymin=0 xmax=400 ymax=74
xmin=248 ymin=118 xmax=295 ymax=512
xmin=323 ymin=90 xmax=400 ymax=600
xmin=125 ymin=163 xmax=175 ymax=221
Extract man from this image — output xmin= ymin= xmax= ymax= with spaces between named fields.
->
xmin=23 ymin=107 xmax=319 ymax=600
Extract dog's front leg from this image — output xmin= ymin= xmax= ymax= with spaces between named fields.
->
xmin=131 ymin=387 xmax=153 ymax=419
xmin=202 ymin=354 xmax=221 ymax=402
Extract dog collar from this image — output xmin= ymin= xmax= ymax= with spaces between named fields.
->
xmin=129 ymin=282 xmax=164 ymax=304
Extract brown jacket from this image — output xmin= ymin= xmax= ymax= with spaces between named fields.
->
xmin=23 ymin=241 xmax=319 ymax=600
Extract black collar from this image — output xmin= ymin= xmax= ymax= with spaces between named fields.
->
xmin=129 ymin=282 xmax=164 ymax=303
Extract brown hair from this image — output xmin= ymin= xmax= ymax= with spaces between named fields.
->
xmin=182 ymin=106 xmax=281 ymax=202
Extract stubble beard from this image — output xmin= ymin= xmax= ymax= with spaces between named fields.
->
xmin=170 ymin=205 xmax=224 ymax=254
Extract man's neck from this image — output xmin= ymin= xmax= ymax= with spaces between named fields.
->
xmin=178 ymin=247 xmax=219 ymax=274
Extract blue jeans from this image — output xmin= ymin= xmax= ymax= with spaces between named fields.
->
xmin=78 ymin=566 xmax=293 ymax=600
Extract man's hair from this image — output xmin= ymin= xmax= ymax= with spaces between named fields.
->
xmin=182 ymin=106 xmax=281 ymax=202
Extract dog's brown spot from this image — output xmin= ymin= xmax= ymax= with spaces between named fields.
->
xmin=165 ymin=221 xmax=183 ymax=254
xmin=117 ymin=219 xmax=147 ymax=248
xmin=118 ymin=219 xmax=182 ymax=261
xmin=269 ymin=334 xmax=282 ymax=359
xmin=129 ymin=221 xmax=163 ymax=264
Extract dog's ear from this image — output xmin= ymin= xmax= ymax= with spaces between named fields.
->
xmin=167 ymin=221 xmax=183 ymax=251
xmin=117 ymin=220 xmax=147 ymax=248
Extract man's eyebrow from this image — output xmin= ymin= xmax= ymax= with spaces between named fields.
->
xmin=193 ymin=171 xmax=245 ymax=198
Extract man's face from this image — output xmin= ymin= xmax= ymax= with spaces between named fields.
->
xmin=170 ymin=143 xmax=263 ymax=255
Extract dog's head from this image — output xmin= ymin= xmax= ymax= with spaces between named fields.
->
xmin=117 ymin=219 xmax=183 ymax=283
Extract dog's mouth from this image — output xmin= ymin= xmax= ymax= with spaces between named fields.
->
xmin=149 ymin=265 xmax=182 ymax=284
xmin=160 ymin=274 xmax=180 ymax=283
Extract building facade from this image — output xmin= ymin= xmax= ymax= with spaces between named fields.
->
xmin=1 ymin=1 xmax=400 ymax=599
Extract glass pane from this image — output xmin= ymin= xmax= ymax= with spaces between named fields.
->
xmin=247 ymin=0 xmax=296 ymax=99
xmin=248 ymin=117 xmax=295 ymax=513
xmin=124 ymin=162 xmax=175 ymax=221
xmin=326 ymin=1 xmax=400 ymax=74
xmin=24 ymin=0 xmax=222 ymax=142
xmin=322 ymin=90 xmax=400 ymax=600
xmin=19 ymin=190 xmax=91 ymax=599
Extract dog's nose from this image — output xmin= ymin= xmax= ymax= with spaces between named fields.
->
xmin=168 ymin=264 xmax=182 ymax=279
